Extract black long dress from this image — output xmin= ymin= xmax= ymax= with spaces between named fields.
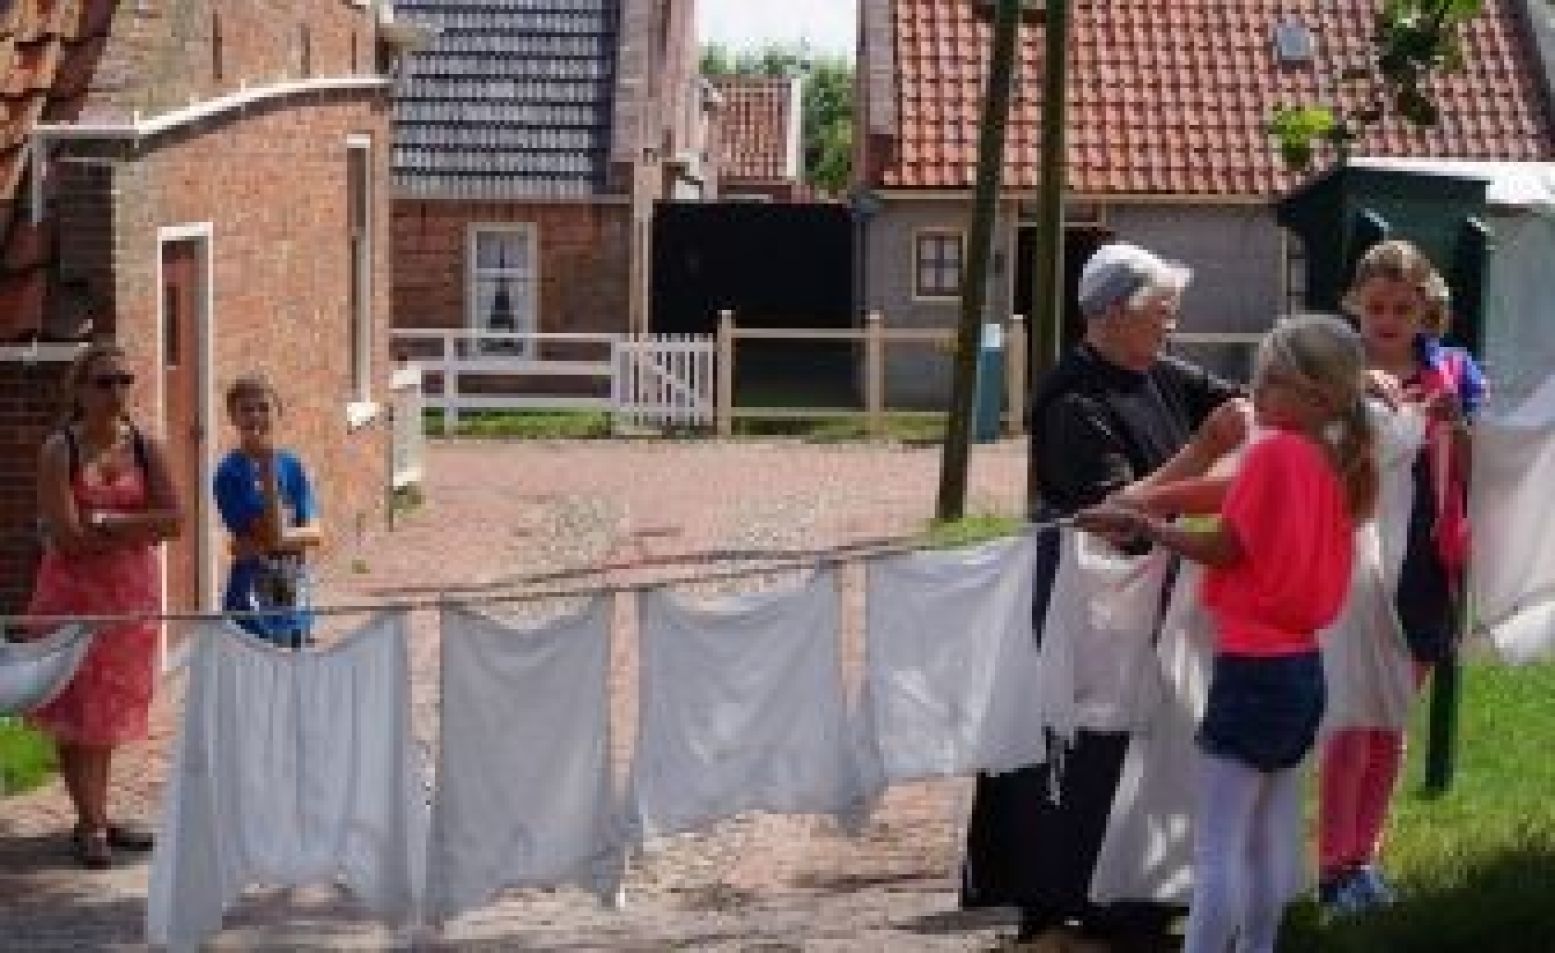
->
xmin=961 ymin=343 xmax=1238 ymax=933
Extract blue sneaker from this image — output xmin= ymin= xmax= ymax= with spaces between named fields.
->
xmin=1351 ymin=865 xmax=1398 ymax=907
xmin=1320 ymin=870 xmax=1372 ymax=919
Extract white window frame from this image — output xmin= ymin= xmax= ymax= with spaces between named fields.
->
xmin=466 ymin=222 xmax=540 ymax=356
xmin=345 ymin=134 xmax=377 ymax=427
xmin=912 ymin=228 xmax=966 ymax=302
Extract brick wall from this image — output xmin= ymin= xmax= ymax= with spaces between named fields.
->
xmin=110 ymin=90 xmax=395 ymax=588
xmin=393 ymin=200 xmax=633 ymax=337
xmin=0 ymin=362 xmax=68 ymax=616
xmin=88 ymin=0 xmax=375 ymax=119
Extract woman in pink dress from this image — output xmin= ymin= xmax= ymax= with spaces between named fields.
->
xmin=27 ymin=343 xmax=182 ymax=868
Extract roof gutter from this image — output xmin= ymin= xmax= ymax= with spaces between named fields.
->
xmin=27 ymin=76 xmax=393 ymax=224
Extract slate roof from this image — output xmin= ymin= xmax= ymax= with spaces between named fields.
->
xmin=867 ymin=0 xmax=1555 ymax=196
xmin=711 ymin=76 xmax=800 ymax=183
xmin=0 ymin=0 xmax=117 ymax=342
xmin=393 ymin=0 xmax=622 ymax=198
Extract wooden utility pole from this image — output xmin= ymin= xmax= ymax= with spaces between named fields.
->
xmin=935 ymin=0 xmax=1023 ymax=521
xmin=1026 ymin=0 xmax=1070 ymax=514
xmin=1031 ymin=0 xmax=1069 ymax=379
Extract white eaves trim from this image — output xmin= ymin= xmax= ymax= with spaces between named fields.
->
xmin=32 ymin=76 xmax=392 ymax=142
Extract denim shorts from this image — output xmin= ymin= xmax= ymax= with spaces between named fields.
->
xmin=1197 ymin=651 xmax=1325 ymax=773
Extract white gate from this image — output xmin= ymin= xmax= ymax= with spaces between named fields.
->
xmin=611 ymin=335 xmax=716 ymax=431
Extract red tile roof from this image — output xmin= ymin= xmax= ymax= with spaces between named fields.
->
xmin=712 ymin=76 xmax=801 ymax=183
xmin=1 ymin=0 xmax=117 ymax=342
xmin=871 ymin=0 xmax=1555 ymax=196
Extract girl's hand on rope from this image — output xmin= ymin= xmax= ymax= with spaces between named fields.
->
xmin=1075 ymin=503 xmax=1151 ymax=547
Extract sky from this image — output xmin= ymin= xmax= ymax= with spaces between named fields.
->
xmin=697 ymin=0 xmax=857 ymax=58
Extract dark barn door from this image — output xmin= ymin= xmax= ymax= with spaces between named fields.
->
xmin=653 ymin=202 xmax=854 ymax=407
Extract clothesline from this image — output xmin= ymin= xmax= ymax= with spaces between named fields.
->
xmin=0 ymin=517 xmax=1077 ymax=630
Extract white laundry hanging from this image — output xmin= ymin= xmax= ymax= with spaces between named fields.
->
xmin=147 ymin=615 xmax=427 ymax=951
xmin=626 ymin=569 xmax=866 ymax=843
xmin=853 ymin=534 xmax=1048 ymax=794
xmin=0 ymin=624 xmax=93 ymax=716
xmin=427 ymin=601 xmax=623 ymax=923
xmin=1090 ymin=563 xmax=1217 ymax=905
xmin=1319 ymin=401 xmax=1424 ymax=732
xmin=1036 ymin=529 xmax=1174 ymax=742
xmin=1473 ymin=374 xmax=1555 ymax=664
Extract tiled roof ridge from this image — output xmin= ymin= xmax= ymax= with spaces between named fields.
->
xmin=872 ymin=0 xmax=1555 ymax=196
xmin=392 ymin=0 xmax=625 ymax=197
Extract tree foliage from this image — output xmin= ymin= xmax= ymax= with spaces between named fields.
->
xmin=701 ymin=42 xmax=855 ymax=195
xmin=1269 ymin=0 xmax=1486 ymax=168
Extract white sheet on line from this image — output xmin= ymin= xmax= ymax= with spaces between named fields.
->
xmin=1473 ymin=373 xmax=1555 ymax=664
xmin=1037 ymin=529 xmax=1174 ymax=741
xmin=146 ymin=615 xmax=427 ymax=951
xmin=853 ymin=534 xmax=1048 ymax=793
xmin=627 ymin=569 xmax=866 ymax=842
xmin=0 ymin=624 xmax=93 ymax=716
xmin=427 ymin=601 xmax=622 ymax=922
xmin=1320 ymin=401 xmax=1424 ymax=732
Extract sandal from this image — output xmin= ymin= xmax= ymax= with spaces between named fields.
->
xmin=106 ymin=823 xmax=155 ymax=852
xmin=74 ymin=827 xmax=112 ymax=870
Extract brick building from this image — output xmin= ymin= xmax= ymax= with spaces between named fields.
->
xmin=391 ymin=0 xmax=714 ymax=343
xmin=0 ymin=0 xmax=398 ymax=618
xmin=709 ymin=76 xmax=807 ymax=202
xmin=854 ymin=0 xmax=1555 ymax=405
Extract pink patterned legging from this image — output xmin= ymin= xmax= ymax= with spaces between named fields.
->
xmin=1318 ymin=728 xmax=1406 ymax=877
xmin=1318 ymin=666 xmax=1429 ymax=878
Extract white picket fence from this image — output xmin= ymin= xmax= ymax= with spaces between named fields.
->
xmin=612 ymin=335 xmax=716 ymax=430
xmin=391 ymin=329 xmax=716 ymax=433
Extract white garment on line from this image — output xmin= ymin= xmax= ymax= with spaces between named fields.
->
xmin=427 ymin=601 xmax=622 ymax=923
xmin=1319 ymin=401 xmax=1423 ymax=732
xmin=1090 ymin=563 xmax=1216 ymax=905
xmin=0 ymin=624 xmax=93 ymax=716
xmin=1473 ymin=374 xmax=1555 ymax=664
xmin=147 ymin=615 xmax=427 ymax=951
xmin=627 ymin=569 xmax=866 ymax=842
xmin=853 ymin=535 xmax=1048 ymax=794
xmin=1036 ymin=529 xmax=1173 ymax=741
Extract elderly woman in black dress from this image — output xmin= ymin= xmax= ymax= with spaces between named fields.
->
xmin=961 ymin=243 xmax=1247 ymax=946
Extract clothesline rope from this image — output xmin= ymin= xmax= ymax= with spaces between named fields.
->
xmin=1 ymin=518 xmax=1077 ymax=630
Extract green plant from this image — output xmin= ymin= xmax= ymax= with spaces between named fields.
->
xmin=0 ymin=718 xmax=56 ymax=796
xmin=1269 ymin=0 xmax=1486 ymax=168
xmin=922 ymin=512 xmax=1025 ymax=549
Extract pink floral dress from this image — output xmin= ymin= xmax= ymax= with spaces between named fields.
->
xmin=25 ymin=456 xmax=161 ymax=746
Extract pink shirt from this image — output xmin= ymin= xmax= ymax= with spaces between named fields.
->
xmin=1202 ymin=430 xmax=1355 ymax=657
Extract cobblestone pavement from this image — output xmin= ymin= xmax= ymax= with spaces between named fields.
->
xmin=2 ymin=438 xmax=1032 ymax=951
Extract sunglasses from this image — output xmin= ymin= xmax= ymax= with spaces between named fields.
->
xmin=89 ymin=373 xmax=135 ymax=391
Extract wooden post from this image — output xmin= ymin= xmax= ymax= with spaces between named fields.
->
xmin=866 ymin=310 xmax=885 ymax=439
xmin=1027 ymin=0 xmax=1070 ymax=515
xmin=716 ymin=310 xmax=735 ymax=437
xmin=936 ymin=0 xmax=1022 ymax=522
xmin=1006 ymin=314 xmax=1027 ymax=435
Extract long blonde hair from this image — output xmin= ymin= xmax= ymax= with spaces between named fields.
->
xmin=1343 ymin=239 xmax=1452 ymax=336
xmin=1254 ymin=315 xmax=1378 ymax=519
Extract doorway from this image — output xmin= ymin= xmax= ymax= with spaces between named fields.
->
xmin=157 ymin=229 xmax=212 ymax=634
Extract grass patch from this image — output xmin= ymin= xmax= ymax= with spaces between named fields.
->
xmin=0 ymin=717 xmax=56 ymax=796
xmin=921 ymin=512 xmax=1025 ymax=549
xmin=734 ymin=413 xmax=948 ymax=444
xmin=1279 ymin=661 xmax=1555 ymax=951
xmin=423 ymin=409 xmax=612 ymax=440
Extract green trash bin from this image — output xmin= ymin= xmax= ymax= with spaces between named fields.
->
xmin=974 ymin=322 xmax=1005 ymax=444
